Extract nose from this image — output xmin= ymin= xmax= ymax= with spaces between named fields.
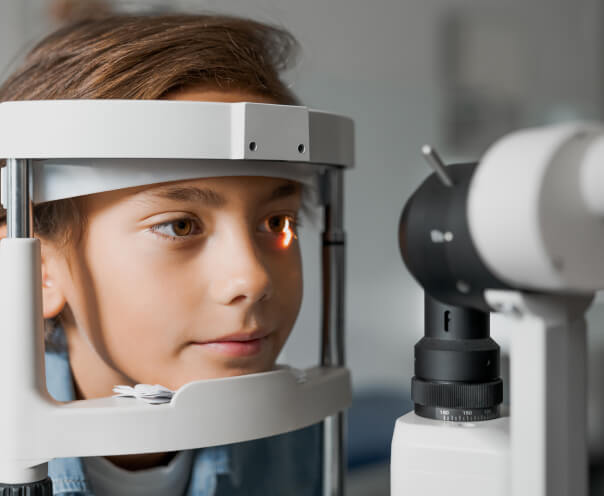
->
xmin=208 ymin=228 xmax=273 ymax=306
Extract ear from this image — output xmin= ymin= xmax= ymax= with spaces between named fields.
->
xmin=40 ymin=245 xmax=67 ymax=319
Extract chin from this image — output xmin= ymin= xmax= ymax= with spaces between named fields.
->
xmin=169 ymin=360 xmax=277 ymax=389
xmin=206 ymin=360 xmax=277 ymax=379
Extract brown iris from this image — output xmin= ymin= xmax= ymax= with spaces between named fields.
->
xmin=172 ymin=219 xmax=193 ymax=236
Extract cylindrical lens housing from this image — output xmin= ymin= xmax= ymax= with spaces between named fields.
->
xmin=412 ymin=295 xmax=503 ymax=422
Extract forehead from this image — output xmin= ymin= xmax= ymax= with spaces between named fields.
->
xmin=135 ymin=176 xmax=302 ymax=207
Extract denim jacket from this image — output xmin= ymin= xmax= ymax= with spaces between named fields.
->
xmin=45 ymin=350 xmax=321 ymax=495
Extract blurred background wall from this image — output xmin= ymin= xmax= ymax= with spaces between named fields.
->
xmin=2 ymin=0 xmax=604 ymax=493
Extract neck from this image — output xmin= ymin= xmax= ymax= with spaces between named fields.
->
xmin=105 ymin=452 xmax=177 ymax=471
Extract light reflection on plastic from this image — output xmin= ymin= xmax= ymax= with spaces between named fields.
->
xmin=282 ymin=218 xmax=295 ymax=248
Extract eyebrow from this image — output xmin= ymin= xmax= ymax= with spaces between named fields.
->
xmin=264 ymin=182 xmax=302 ymax=202
xmin=146 ymin=181 xmax=302 ymax=207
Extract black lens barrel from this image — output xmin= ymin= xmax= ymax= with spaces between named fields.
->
xmin=416 ymin=295 xmax=499 ymax=382
xmin=411 ymin=295 xmax=503 ymax=421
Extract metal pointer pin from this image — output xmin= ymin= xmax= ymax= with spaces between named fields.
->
xmin=421 ymin=145 xmax=454 ymax=187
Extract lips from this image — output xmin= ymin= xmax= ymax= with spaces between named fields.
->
xmin=190 ymin=329 xmax=272 ymax=357
xmin=208 ymin=328 xmax=271 ymax=343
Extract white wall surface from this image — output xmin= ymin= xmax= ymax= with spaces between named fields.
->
xmin=1 ymin=0 xmax=603 ymax=393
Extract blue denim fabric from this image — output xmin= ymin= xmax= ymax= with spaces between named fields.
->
xmin=45 ymin=350 xmax=321 ymax=495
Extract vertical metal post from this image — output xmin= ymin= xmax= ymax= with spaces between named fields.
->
xmin=320 ymin=168 xmax=346 ymax=496
xmin=0 ymin=158 xmax=51 ymax=491
xmin=6 ymin=159 xmax=32 ymax=238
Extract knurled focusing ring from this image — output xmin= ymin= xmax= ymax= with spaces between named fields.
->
xmin=412 ymin=377 xmax=503 ymax=422
xmin=0 ymin=477 xmax=53 ymax=496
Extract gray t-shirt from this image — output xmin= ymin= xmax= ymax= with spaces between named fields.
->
xmin=84 ymin=451 xmax=194 ymax=496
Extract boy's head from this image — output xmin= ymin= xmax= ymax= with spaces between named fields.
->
xmin=0 ymin=14 xmax=305 ymax=396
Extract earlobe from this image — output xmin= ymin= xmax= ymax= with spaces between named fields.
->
xmin=42 ymin=274 xmax=66 ymax=319
xmin=41 ymin=249 xmax=67 ymax=319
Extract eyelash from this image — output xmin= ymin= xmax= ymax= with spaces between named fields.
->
xmin=149 ymin=214 xmax=301 ymax=242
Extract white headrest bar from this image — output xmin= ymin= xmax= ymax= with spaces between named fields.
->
xmin=26 ymin=158 xmax=320 ymax=204
xmin=0 ymin=100 xmax=354 ymax=166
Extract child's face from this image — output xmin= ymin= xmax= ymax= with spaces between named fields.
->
xmin=43 ymin=89 xmax=304 ymax=394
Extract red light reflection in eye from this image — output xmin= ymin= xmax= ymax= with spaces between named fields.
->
xmin=282 ymin=218 xmax=295 ymax=248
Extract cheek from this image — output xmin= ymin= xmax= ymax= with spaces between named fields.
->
xmin=82 ymin=234 xmax=202 ymax=356
xmin=271 ymin=246 xmax=303 ymax=322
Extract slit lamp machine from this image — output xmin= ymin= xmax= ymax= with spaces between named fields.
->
xmin=393 ymin=123 xmax=604 ymax=496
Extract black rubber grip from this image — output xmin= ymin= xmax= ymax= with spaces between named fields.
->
xmin=0 ymin=478 xmax=53 ymax=496
xmin=412 ymin=377 xmax=503 ymax=409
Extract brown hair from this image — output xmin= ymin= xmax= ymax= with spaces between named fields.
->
xmin=0 ymin=13 xmax=299 ymax=241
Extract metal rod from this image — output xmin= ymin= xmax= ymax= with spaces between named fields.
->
xmin=6 ymin=159 xmax=32 ymax=238
xmin=320 ymin=168 xmax=346 ymax=496
xmin=1 ymin=159 xmax=49 ymax=489
xmin=421 ymin=145 xmax=453 ymax=187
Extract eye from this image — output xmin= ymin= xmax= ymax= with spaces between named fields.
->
xmin=259 ymin=214 xmax=301 ymax=248
xmin=260 ymin=214 xmax=299 ymax=235
xmin=150 ymin=218 xmax=202 ymax=239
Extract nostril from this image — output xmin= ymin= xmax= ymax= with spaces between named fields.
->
xmin=230 ymin=295 xmax=247 ymax=305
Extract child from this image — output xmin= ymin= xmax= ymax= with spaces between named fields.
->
xmin=0 ymin=13 xmax=320 ymax=496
